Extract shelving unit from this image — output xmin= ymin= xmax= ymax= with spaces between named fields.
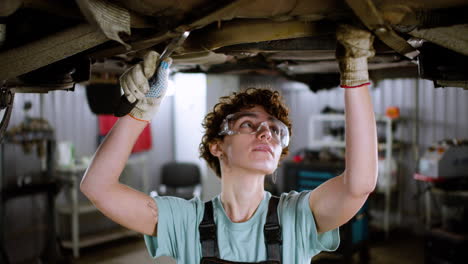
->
xmin=55 ymin=154 xmax=148 ymax=258
xmin=308 ymin=114 xmax=402 ymax=237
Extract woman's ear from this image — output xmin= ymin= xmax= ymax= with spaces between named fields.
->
xmin=209 ymin=140 xmax=223 ymax=158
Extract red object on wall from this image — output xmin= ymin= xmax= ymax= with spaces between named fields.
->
xmin=98 ymin=115 xmax=152 ymax=153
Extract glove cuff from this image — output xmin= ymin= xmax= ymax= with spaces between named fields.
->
xmin=129 ymin=97 xmax=164 ymax=122
xmin=338 ymin=57 xmax=369 ymax=87
xmin=128 ymin=112 xmax=150 ymax=123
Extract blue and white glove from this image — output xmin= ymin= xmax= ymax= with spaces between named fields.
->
xmin=120 ymin=51 xmax=172 ymax=122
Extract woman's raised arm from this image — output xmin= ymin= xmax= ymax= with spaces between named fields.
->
xmin=80 ymin=51 xmax=172 ymax=236
xmin=309 ymin=25 xmax=378 ymax=233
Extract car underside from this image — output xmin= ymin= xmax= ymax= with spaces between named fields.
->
xmin=1 ymin=0 xmax=468 ymax=132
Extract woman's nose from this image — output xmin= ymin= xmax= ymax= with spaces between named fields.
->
xmin=256 ymin=123 xmax=272 ymax=141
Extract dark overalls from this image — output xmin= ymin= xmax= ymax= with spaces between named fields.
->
xmin=198 ymin=196 xmax=282 ymax=264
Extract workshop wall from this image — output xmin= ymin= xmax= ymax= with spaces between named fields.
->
xmin=283 ymin=78 xmax=468 ymax=152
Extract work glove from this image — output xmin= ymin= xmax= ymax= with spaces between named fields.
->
xmin=335 ymin=24 xmax=375 ymax=88
xmin=120 ymin=51 xmax=172 ymax=122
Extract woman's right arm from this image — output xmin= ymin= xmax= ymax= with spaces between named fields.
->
xmin=80 ymin=51 xmax=170 ymax=236
xmin=80 ymin=115 xmax=159 ymax=236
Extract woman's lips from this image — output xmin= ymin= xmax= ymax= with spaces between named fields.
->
xmin=252 ymin=144 xmax=273 ymax=156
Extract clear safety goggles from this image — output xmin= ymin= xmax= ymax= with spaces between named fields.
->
xmin=218 ymin=111 xmax=290 ymax=148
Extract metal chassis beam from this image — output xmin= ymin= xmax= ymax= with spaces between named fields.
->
xmin=182 ymin=19 xmax=334 ymax=54
xmin=0 ymin=24 xmax=108 ymax=81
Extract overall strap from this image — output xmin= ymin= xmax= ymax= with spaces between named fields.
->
xmin=264 ymin=196 xmax=282 ymax=262
xmin=199 ymin=201 xmax=219 ymax=258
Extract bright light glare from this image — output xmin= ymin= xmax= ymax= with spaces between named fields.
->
xmin=166 ymin=79 xmax=176 ymax=97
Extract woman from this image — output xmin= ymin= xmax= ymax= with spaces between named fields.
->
xmin=80 ymin=24 xmax=378 ymax=263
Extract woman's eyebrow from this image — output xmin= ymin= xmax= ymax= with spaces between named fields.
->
xmin=233 ymin=112 xmax=276 ymax=122
xmin=234 ymin=112 xmax=258 ymax=119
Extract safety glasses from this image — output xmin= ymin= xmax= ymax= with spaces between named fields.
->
xmin=218 ymin=111 xmax=289 ymax=148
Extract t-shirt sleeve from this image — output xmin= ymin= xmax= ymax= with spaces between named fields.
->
xmin=280 ymin=190 xmax=340 ymax=257
xmin=143 ymin=195 xmax=203 ymax=259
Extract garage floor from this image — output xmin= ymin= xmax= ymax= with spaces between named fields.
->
xmin=71 ymin=229 xmax=424 ymax=264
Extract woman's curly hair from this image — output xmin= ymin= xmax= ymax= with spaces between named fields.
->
xmin=199 ymin=88 xmax=292 ymax=178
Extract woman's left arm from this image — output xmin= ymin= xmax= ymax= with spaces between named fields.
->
xmin=309 ymin=25 xmax=378 ymax=233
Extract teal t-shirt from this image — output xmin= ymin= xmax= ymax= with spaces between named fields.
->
xmin=144 ymin=190 xmax=340 ymax=263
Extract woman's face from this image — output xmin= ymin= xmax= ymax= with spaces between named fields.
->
xmin=218 ymin=105 xmax=283 ymax=176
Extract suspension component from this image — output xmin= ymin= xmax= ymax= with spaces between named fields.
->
xmin=0 ymin=85 xmax=15 ymax=142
